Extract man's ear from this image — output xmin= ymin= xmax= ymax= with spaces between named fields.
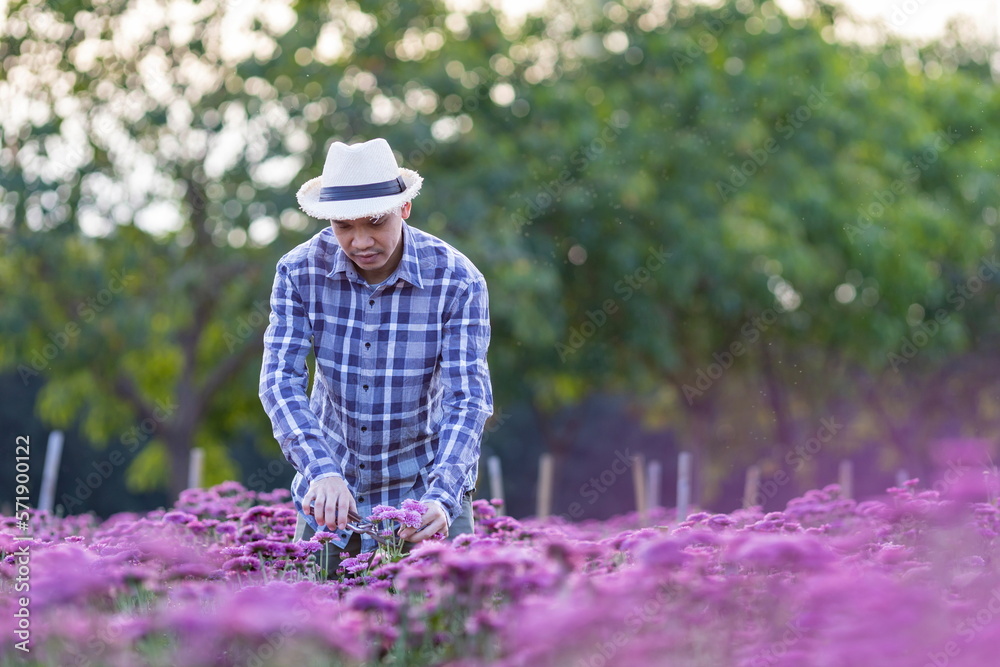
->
xmin=400 ymin=201 xmax=412 ymax=219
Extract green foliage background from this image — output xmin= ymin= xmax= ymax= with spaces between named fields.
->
xmin=2 ymin=0 xmax=999 ymax=513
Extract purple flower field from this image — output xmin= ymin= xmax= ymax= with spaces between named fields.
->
xmin=4 ymin=469 xmax=1000 ymax=667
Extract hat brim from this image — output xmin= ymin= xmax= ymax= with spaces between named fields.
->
xmin=296 ymin=169 xmax=423 ymax=221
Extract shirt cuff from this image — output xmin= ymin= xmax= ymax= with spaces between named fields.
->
xmin=305 ymin=466 xmax=343 ymax=485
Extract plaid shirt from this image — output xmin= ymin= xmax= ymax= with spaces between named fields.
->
xmin=259 ymin=221 xmax=493 ymax=552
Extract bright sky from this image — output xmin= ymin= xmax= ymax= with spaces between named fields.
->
xmin=805 ymin=0 xmax=1000 ymax=44
xmin=504 ymin=0 xmax=1000 ymax=44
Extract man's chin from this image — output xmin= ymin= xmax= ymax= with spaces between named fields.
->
xmin=353 ymin=254 xmax=382 ymax=268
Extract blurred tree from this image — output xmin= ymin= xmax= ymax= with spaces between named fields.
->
xmin=0 ymin=0 xmax=306 ymax=498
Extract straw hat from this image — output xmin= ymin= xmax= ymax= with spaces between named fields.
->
xmin=296 ymin=138 xmax=422 ymax=220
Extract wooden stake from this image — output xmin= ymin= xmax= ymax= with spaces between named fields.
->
xmin=632 ymin=453 xmax=646 ymax=525
xmin=676 ymin=451 xmax=692 ymax=521
xmin=487 ymin=455 xmax=505 ymax=515
xmin=646 ymin=459 xmax=662 ymax=510
xmin=838 ymin=459 xmax=853 ymax=500
xmin=743 ymin=465 xmax=762 ymax=510
xmin=39 ymin=430 xmax=64 ymax=513
xmin=187 ymin=447 xmax=205 ymax=490
xmin=536 ymin=453 xmax=554 ymax=519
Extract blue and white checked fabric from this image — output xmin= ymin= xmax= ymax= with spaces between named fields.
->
xmin=259 ymin=221 xmax=493 ymax=552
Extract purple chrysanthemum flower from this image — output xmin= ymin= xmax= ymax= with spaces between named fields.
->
xmin=212 ymin=480 xmax=247 ymax=496
xmin=222 ymin=556 xmax=260 ymax=572
xmin=297 ymin=542 xmax=323 ymax=556
xmin=402 ymin=498 xmax=428 ymax=514
xmin=310 ymin=531 xmax=337 ymax=544
xmin=214 ymin=523 xmax=238 ymax=538
xmin=399 ymin=510 xmax=423 ymax=528
xmin=240 ymin=505 xmax=275 ymax=523
xmin=339 ymin=554 xmax=375 ymax=575
xmin=348 ymin=592 xmax=399 ymax=615
xmin=473 ymin=499 xmax=498 ymax=520
xmin=186 ymin=520 xmax=211 ymax=535
xmin=220 ymin=545 xmax=246 ymax=558
xmin=368 ymin=505 xmax=404 ymax=522
xmin=244 ymin=539 xmax=285 ymax=557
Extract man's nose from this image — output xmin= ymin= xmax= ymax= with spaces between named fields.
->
xmin=352 ymin=232 xmax=374 ymax=249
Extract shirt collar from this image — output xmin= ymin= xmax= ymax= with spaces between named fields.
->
xmin=328 ymin=220 xmax=425 ymax=290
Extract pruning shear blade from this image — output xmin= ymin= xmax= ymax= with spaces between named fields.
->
xmin=347 ymin=509 xmax=390 ymax=547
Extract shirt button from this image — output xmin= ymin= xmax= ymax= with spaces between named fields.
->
xmin=363 ymin=384 xmax=369 ymax=390
xmin=357 ymin=496 xmax=365 ymax=503
xmin=359 ymin=463 xmax=366 ymax=469
xmin=361 ymin=426 xmax=367 ymax=432
xmin=365 ymin=342 xmax=371 ymax=349
xmin=369 ymin=299 xmax=375 ymax=306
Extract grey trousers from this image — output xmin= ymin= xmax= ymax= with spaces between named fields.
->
xmin=293 ymin=492 xmax=475 ymax=562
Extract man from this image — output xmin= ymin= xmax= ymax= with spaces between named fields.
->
xmin=259 ymin=138 xmax=493 ymax=557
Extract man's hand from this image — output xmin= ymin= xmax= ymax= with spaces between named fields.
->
xmin=398 ymin=501 xmax=449 ymax=543
xmin=302 ymin=476 xmax=356 ymax=531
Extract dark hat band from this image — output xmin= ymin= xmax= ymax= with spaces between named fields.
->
xmin=319 ymin=176 xmax=406 ymax=202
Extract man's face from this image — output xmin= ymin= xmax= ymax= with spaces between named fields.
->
xmin=331 ymin=201 xmax=411 ymax=284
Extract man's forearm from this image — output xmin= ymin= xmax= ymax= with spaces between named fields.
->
xmin=425 ymin=276 xmax=494 ymax=521
xmin=422 ymin=413 xmax=490 ymax=521
xmin=259 ymin=265 xmax=344 ymax=485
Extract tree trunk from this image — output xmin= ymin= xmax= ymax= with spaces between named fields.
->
xmin=761 ymin=342 xmax=797 ymax=457
xmin=165 ymin=427 xmax=192 ymax=504
xmin=164 ymin=391 xmax=201 ymax=502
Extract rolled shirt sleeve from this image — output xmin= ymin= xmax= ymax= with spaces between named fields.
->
xmin=420 ymin=276 xmax=494 ymax=522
